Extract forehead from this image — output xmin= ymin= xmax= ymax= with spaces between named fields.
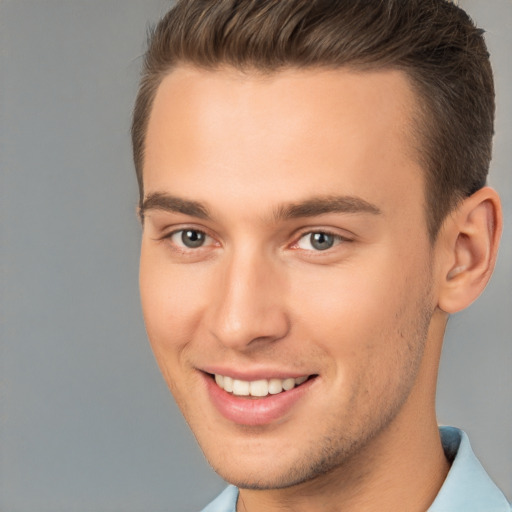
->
xmin=143 ymin=66 xmax=425 ymax=226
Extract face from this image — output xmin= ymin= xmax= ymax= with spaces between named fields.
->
xmin=139 ymin=66 xmax=439 ymax=489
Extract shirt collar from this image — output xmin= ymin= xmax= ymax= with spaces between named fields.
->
xmin=428 ymin=426 xmax=510 ymax=511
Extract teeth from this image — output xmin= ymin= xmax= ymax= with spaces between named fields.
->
xmin=282 ymin=378 xmax=295 ymax=391
xmin=214 ymin=374 xmax=309 ymax=397
xmin=223 ymin=376 xmax=233 ymax=393
xmin=232 ymin=379 xmax=250 ymax=396
xmin=268 ymin=378 xmax=283 ymax=395
xmin=249 ymin=379 xmax=268 ymax=397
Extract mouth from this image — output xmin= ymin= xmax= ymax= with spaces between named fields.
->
xmin=213 ymin=373 xmax=311 ymax=397
xmin=203 ymin=371 xmax=318 ymax=426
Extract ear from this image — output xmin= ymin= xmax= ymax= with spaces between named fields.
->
xmin=437 ymin=187 xmax=502 ymax=314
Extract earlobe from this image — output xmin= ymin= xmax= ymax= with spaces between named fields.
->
xmin=437 ymin=187 xmax=502 ymax=314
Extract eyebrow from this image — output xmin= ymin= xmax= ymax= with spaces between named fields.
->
xmin=139 ymin=192 xmax=381 ymax=222
xmin=140 ymin=192 xmax=210 ymax=220
xmin=272 ymin=195 xmax=382 ymax=221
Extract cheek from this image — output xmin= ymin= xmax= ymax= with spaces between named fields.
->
xmin=139 ymin=248 xmax=210 ymax=415
xmin=139 ymin=245 xmax=202 ymax=359
xmin=292 ymin=260 xmax=402 ymax=344
xmin=290 ymin=254 xmax=427 ymax=387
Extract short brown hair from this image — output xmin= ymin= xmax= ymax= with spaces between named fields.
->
xmin=132 ymin=0 xmax=494 ymax=239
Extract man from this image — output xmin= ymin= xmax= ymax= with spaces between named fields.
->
xmin=132 ymin=1 xmax=510 ymax=510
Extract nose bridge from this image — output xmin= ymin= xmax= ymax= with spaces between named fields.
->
xmin=208 ymin=243 xmax=289 ymax=349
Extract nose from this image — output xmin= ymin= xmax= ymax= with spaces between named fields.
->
xmin=205 ymin=248 xmax=290 ymax=351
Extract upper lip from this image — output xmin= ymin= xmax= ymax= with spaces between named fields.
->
xmin=200 ymin=365 xmax=315 ymax=381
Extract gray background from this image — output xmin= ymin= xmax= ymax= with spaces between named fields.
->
xmin=0 ymin=1 xmax=510 ymax=510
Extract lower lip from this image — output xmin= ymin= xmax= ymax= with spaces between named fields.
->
xmin=204 ymin=374 xmax=316 ymax=426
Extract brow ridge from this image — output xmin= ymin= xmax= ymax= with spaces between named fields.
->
xmin=140 ymin=192 xmax=210 ymax=220
xmin=273 ymin=195 xmax=382 ymax=221
xmin=140 ymin=192 xmax=381 ymax=223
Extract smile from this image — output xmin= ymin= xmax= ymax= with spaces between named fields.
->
xmin=214 ymin=374 xmax=309 ymax=397
xmin=205 ymin=372 xmax=318 ymax=425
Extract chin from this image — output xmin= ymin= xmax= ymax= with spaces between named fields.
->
xmin=202 ymin=432 xmax=362 ymax=491
xmin=212 ymin=463 xmax=310 ymax=491
xmin=202 ymin=444 xmax=303 ymax=489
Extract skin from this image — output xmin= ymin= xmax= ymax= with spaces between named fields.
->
xmin=138 ymin=66 xmax=501 ymax=511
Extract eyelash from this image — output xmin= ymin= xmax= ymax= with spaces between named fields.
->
xmin=291 ymin=230 xmax=350 ymax=252
xmin=161 ymin=227 xmax=351 ymax=255
xmin=163 ymin=228 xmax=217 ymax=252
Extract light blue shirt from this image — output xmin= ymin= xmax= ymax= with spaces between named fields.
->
xmin=201 ymin=427 xmax=511 ymax=511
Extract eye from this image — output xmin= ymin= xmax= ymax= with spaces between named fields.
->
xmin=296 ymin=231 xmax=343 ymax=251
xmin=169 ymin=229 xmax=211 ymax=249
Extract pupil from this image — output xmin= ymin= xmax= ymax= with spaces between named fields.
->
xmin=311 ymin=232 xmax=334 ymax=251
xmin=182 ymin=230 xmax=205 ymax=248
